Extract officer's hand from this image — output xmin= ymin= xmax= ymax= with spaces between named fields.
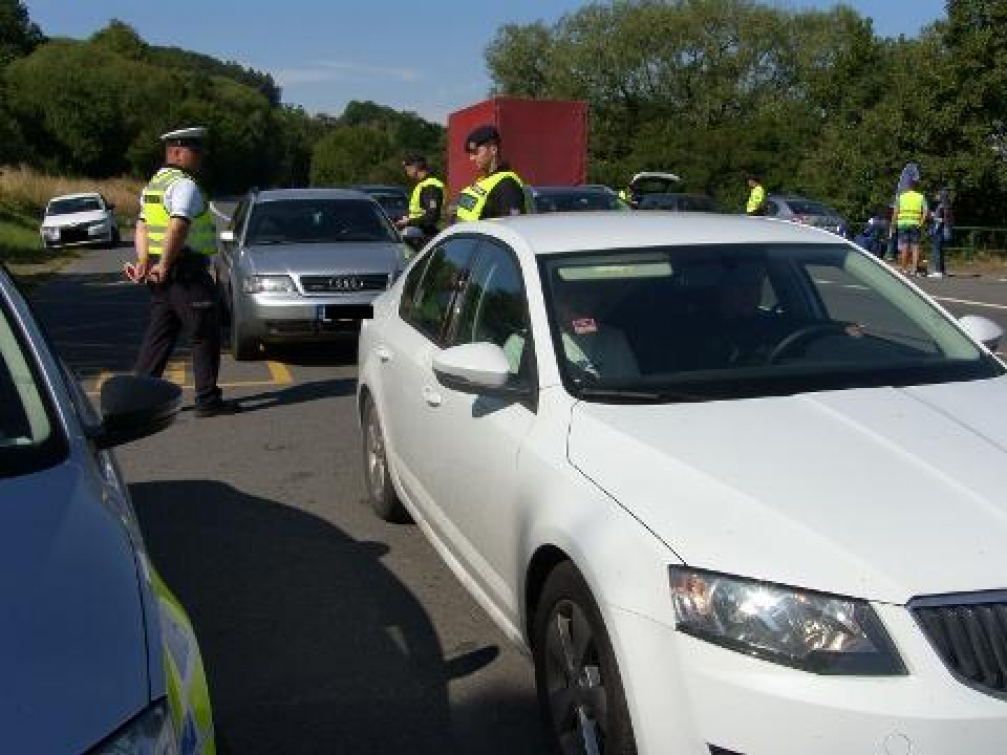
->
xmin=148 ymin=260 xmax=168 ymax=284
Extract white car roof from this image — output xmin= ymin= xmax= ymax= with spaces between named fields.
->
xmin=47 ymin=192 xmax=102 ymax=203
xmin=443 ymin=212 xmax=844 ymax=256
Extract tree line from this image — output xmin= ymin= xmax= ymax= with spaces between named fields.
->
xmin=486 ymin=0 xmax=1006 ymax=223
xmin=2 ymin=0 xmax=1005 ymax=224
xmin=0 ymin=6 xmax=444 ymax=196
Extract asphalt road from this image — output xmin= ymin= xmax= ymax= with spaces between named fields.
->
xmin=28 ymin=246 xmax=548 ymax=755
xmin=27 ymin=241 xmax=1007 ymax=755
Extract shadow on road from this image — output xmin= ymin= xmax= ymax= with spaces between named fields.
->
xmin=262 ymin=339 xmax=359 ymax=367
xmin=208 ymin=377 xmax=357 ymax=415
xmin=131 ymin=479 xmax=513 ymax=754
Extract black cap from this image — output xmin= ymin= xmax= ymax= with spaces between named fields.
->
xmin=465 ymin=124 xmax=500 ymax=153
xmin=402 ymin=152 xmax=426 ymax=168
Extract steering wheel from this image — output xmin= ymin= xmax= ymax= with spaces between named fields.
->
xmin=767 ymin=322 xmax=848 ymax=364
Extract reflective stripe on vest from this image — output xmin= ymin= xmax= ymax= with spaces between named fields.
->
xmin=455 ymin=170 xmax=526 ymax=222
xmin=408 ymin=176 xmax=445 ymax=220
xmin=897 ymin=190 xmax=926 ymax=228
xmin=141 ymin=168 xmax=216 ymax=257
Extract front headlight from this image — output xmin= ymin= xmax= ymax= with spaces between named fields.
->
xmin=242 ymin=274 xmax=296 ymax=293
xmin=669 ymin=567 xmax=905 ymax=675
xmin=42 ymin=226 xmax=60 ymax=239
xmin=92 ymin=699 xmax=177 ymax=754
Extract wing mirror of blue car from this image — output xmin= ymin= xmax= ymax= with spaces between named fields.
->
xmin=87 ymin=375 xmax=183 ymax=449
xmin=959 ymin=314 xmax=1003 ymax=353
xmin=433 ymin=342 xmax=531 ymax=398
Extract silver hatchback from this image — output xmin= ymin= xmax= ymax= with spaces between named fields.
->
xmin=216 ymin=188 xmax=409 ymax=360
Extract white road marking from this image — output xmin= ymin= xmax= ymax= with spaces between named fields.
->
xmin=932 ymin=295 xmax=1007 ymax=312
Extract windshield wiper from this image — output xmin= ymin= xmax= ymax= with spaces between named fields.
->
xmin=577 ymin=386 xmax=712 ymax=403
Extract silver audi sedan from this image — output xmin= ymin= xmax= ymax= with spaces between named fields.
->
xmin=215 ymin=188 xmax=410 ymax=360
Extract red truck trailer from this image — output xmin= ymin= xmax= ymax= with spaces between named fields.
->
xmin=446 ymin=97 xmax=589 ymax=201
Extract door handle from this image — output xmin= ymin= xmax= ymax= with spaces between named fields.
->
xmin=375 ymin=345 xmax=392 ymax=363
xmin=421 ymin=386 xmax=442 ymax=407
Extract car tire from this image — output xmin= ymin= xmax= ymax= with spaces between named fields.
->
xmin=229 ymin=298 xmax=258 ymax=361
xmin=533 ymin=562 xmax=637 ymax=755
xmin=361 ymin=396 xmax=409 ymax=523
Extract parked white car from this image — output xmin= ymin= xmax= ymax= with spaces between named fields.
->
xmin=357 ymin=212 xmax=1007 ymax=754
xmin=40 ymin=192 xmax=120 ymax=249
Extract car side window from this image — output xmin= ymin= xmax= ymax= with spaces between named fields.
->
xmin=765 ymin=200 xmax=779 ymax=216
xmin=399 ymin=237 xmax=479 ymax=344
xmin=451 ymin=241 xmax=531 ymax=378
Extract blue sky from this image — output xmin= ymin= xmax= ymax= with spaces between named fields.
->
xmin=24 ymin=1 xmax=947 ymax=123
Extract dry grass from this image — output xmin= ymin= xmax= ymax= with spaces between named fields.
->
xmin=0 ymin=164 xmax=142 ymax=220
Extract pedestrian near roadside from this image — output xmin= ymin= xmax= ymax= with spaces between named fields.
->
xmin=928 ymin=187 xmax=953 ymax=278
xmin=397 ymin=153 xmax=444 ymax=240
xmin=132 ymin=127 xmax=240 ymax=418
xmin=454 ymin=124 xmax=528 ymax=222
xmin=745 ymin=175 xmax=767 ymax=216
xmin=894 ymin=177 xmax=929 ymax=276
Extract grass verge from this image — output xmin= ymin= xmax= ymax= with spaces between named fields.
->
xmin=0 ymin=205 xmax=79 ymax=289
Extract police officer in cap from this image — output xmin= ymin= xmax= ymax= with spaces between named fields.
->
xmin=397 ymin=152 xmax=445 ymax=242
xmin=454 ymin=124 xmax=528 ymax=222
xmin=133 ymin=126 xmax=239 ymax=417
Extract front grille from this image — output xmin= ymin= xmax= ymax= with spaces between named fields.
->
xmin=299 ymin=273 xmax=388 ymax=293
xmin=911 ymin=592 xmax=1007 ymax=699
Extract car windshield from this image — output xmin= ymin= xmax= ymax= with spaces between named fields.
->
xmin=0 ymin=290 xmax=64 ymax=477
xmin=786 ymin=200 xmax=834 ymax=216
xmin=540 ymin=243 xmax=1003 ymax=403
xmin=246 ymin=199 xmax=398 ymax=245
xmin=533 ymin=190 xmax=623 ymax=213
xmin=47 ymin=197 xmax=102 ymax=215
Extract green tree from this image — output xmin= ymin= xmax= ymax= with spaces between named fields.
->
xmin=0 ymin=0 xmax=43 ymax=68
xmin=311 ymin=125 xmax=398 ymax=185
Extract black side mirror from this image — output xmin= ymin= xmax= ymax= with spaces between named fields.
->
xmin=88 ymin=375 xmax=182 ymax=449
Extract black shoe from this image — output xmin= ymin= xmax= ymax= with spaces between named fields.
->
xmin=195 ymin=398 xmax=241 ymax=418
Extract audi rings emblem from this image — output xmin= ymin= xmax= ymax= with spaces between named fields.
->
xmin=328 ymin=276 xmax=364 ymax=291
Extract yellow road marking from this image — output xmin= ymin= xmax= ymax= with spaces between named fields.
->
xmin=165 ymin=359 xmax=186 ymax=386
xmin=267 ymin=360 xmax=293 ymax=385
xmin=84 ymin=360 xmax=292 ymax=397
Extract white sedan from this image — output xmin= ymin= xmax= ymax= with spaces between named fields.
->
xmin=357 ymin=212 xmax=1007 ymax=754
xmin=40 ymin=192 xmax=120 ymax=249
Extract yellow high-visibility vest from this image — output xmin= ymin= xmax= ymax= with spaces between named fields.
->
xmin=408 ymin=176 xmax=445 ymax=221
xmin=746 ymin=184 xmax=766 ymax=214
xmin=896 ymin=190 xmax=926 ymax=229
xmin=455 ymin=170 xmax=527 ymax=222
xmin=141 ymin=168 xmax=216 ymax=257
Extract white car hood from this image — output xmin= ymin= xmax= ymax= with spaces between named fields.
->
xmin=568 ymin=376 xmax=1007 ymax=605
xmin=42 ymin=210 xmax=108 ymax=229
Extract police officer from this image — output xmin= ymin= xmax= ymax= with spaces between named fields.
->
xmin=745 ymin=175 xmax=767 ymax=216
xmin=133 ymin=126 xmax=239 ymax=417
xmin=397 ymin=153 xmax=444 ymax=240
xmin=454 ymin=124 xmax=528 ymax=222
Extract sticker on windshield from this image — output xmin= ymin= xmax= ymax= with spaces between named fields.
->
xmin=572 ymin=318 xmax=597 ymax=335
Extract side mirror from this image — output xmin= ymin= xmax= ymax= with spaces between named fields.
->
xmin=219 ymin=229 xmax=235 ymax=243
xmin=433 ymin=342 xmax=530 ymax=397
xmin=106 ymin=202 xmax=116 ymax=211
xmin=87 ymin=375 xmax=181 ymax=449
xmin=959 ymin=315 xmax=1004 ymax=353
xmin=401 ymin=226 xmax=426 ymax=253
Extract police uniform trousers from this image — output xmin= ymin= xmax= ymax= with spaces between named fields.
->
xmin=134 ymin=256 xmax=223 ymax=406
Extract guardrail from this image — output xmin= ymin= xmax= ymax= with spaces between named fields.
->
xmin=945 ymin=226 xmax=1007 ymax=259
